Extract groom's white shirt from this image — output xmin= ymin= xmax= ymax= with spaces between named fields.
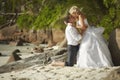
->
xmin=65 ymin=23 xmax=82 ymax=46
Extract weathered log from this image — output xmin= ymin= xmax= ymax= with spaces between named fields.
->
xmin=0 ymin=48 xmax=67 ymax=73
xmin=51 ymin=53 xmax=67 ymax=61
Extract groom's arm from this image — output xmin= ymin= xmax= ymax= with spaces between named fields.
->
xmin=69 ymin=27 xmax=82 ymax=42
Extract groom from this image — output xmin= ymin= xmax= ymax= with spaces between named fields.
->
xmin=65 ymin=14 xmax=82 ymax=66
xmin=50 ymin=6 xmax=82 ymax=67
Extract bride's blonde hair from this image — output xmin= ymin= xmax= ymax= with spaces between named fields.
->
xmin=69 ymin=6 xmax=85 ymax=18
xmin=69 ymin=6 xmax=79 ymax=14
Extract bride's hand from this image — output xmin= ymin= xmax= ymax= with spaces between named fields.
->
xmin=78 ymin=15 xmax=83 ymax=22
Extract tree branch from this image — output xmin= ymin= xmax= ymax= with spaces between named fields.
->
xmin=0 ymin=13 xmax=25 ymax=16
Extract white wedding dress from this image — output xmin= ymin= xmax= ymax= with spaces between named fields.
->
xmin=76 ymin=19 xmax=113 ymax=68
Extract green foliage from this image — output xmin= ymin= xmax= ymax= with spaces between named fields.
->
xmin=17 ymin=14 xmax=35 ymax=29
xmin=100 ymin=0 xmax=120 ymax=39
xmin=33 ymin=2 xmax=63 ymax=29
xmin=0 ymin=0 xmax=106 ymax=30
xmin=1 ymin=0 xmax=120 ymax=40
xmin=16 ymin=0 xmax=43 ymax=29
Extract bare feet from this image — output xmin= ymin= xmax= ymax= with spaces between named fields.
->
xmin=50 ymin=61 xmax=65 ymax=67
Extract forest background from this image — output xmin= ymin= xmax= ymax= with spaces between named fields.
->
xmin=0 ymin=0 xmax=120 ymax=45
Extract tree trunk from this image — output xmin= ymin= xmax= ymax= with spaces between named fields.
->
xmin=59 ymin=37 xmax=67 ymax=48
xmin=47 ymin=27 xmax=55 ymax=47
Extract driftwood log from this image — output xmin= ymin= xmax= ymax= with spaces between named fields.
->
xmin=0 ymin=48 xmax=67 ymax=73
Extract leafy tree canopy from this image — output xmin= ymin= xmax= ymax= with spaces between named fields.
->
xmin=0 ymin=0 xmax=120 ymax=39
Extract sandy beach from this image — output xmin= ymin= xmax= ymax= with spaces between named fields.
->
xmin=0 ymin=65 xmax=120 ymax=80
xmin=0 ymin=44 xmax=120 ymax=80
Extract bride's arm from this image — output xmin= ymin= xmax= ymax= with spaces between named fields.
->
xmin=76 ymin=15 xmax=87 ymax=34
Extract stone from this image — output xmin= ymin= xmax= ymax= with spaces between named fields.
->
xmin=0 ymin=25 xmax=65 ymax=45
xmin=0 ymin=52 xmax=2 ymax=56
xmin=16 ymin=38 xmax=24 ymax=46
xmin=7 ymin=49 xmax=21 ymax=63
xmin=9 ymin=38 xmax=24 ymax=46
xmin=32 ymin=47 xmax=44 ymax=53
xmin=28 ymin=30 xmax=37 ymax=42
xmin=108 ymin=28 xmax=120 ymax=66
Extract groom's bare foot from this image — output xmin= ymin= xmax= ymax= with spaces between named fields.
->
xmin=50 ymin=61 xmax=65 ymax=67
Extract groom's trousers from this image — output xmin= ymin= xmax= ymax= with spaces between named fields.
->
xmin=65 ymin=44 xmax=79 ymax=66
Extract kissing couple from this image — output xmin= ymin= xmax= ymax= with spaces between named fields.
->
xmin=51 ymin=6 xmax=113 ymax=68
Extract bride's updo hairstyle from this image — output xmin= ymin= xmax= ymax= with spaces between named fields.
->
xmin=69 ymin=6 xmax=85 ymax=19
xmin=69 ymin=6 xmax=79 ymax=14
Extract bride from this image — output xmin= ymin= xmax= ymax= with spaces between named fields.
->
xmin=69 ymin=6 xmax=113 ymax=68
